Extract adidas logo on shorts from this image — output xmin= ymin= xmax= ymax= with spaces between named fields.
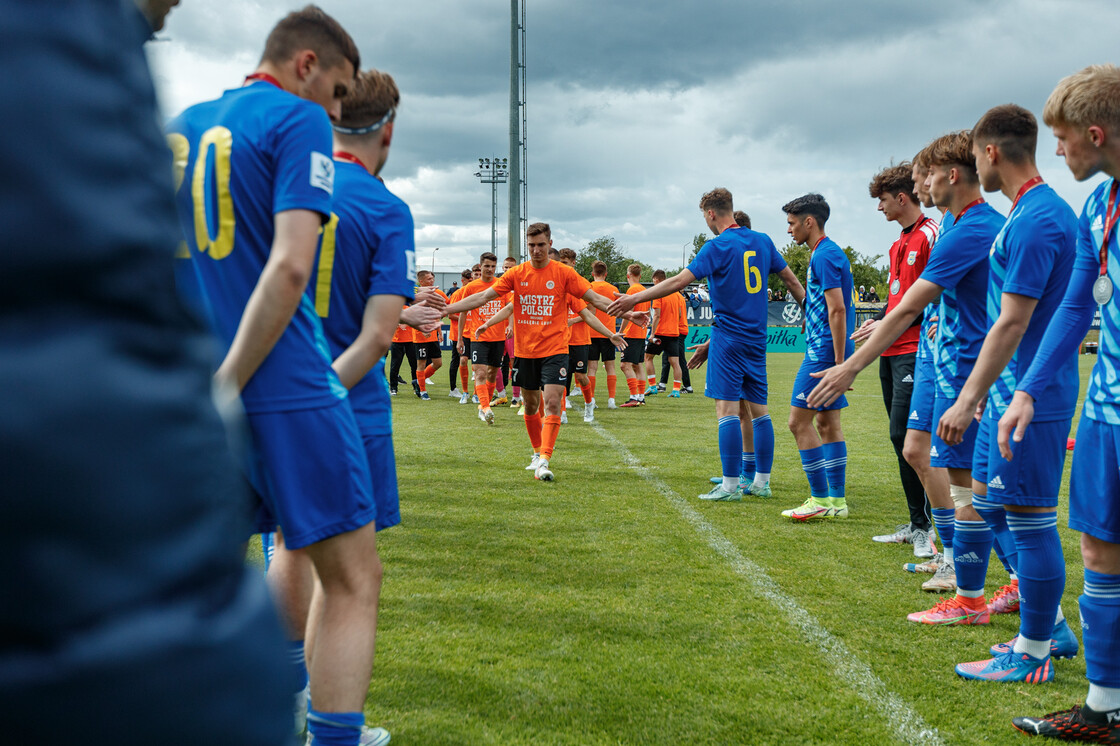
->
xmin=796 ymin=392 xmax=808 ymax=401
xmin=908 ymin=410 xmax=918 ymax=420
xmin=902 ymin=374 xmax=913 ymax=383
xmin=955 ymin=551 xmax=982 ymax=564
xmin=988 ymin=475 xmax=1005 ymax=490
xmin=929 ymin=445 xmax=939 ymax=457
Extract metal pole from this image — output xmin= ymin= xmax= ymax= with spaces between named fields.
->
xmin=491 ymin=179 xmax=497 ymax=254
xmin=507 ymin=0 xmax=520 ymax=261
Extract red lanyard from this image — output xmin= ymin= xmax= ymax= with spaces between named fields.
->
xmin=1011 ymin=175 xmax=1044 ymax=212
xmin=812 ymin=235 xmax=827 ymax=250
xmin=956 ymin=198 xmax=985 ymax=221
xmin=244 ymin=72 xmax=282 ymax=89
xmin=1099 ymin=181 xmax=1120 ymax=278
xmin=333 ymin=151 xmax=368 ymax=169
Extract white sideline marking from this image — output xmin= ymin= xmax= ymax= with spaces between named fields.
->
xmin=590 ymin=422 xmax=945 ymax=746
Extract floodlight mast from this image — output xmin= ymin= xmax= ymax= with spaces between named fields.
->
xmin=474 ymin=158 xmax=509 ymax=255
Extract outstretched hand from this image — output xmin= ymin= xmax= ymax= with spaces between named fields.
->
xmin=686 ymin=341 xmax=709 ymax=369
xmin=997 ymin=391 xmax=1035 ymax=461
xmin=607 ymin=292 xmax=637 ymax=317
xmin=806 ymin=364 xmax=854 ymax=408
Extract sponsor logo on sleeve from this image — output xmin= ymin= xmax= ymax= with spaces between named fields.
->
xmin=310 ymin=152 xmax=334 ymax=194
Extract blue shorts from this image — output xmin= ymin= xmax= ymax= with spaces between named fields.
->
xmin=974 ymin=415 xmax=1069 ymax=507
xmin=245 ymin=399 xmax=375 ymax=549
xmin=790 ymin=356 xmax=847 ymax=410
xmin=362 ymin=429 xmax=401 ymax=531
xmin=907 ymin=356 xmax=936 ymax=433
xmin=930 ymin=395 xmax=978 ymax=469
xmin=1070 ymin=416 xmax=1120 ymax=542
xmin=704 ymin=329 xmax=766 ymax=403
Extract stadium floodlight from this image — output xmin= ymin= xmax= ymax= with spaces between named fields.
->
xmin=474 ymin=157 xmax=509 ymax=255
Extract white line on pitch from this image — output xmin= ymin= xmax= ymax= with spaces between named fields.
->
xmin=590 ymin=422 xmax=945 ymax=746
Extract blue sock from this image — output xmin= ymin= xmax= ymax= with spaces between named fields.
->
xmin=1006 ymin=510 xmax=1064 ymax=643
xmin=718 ymin=416 xmax=742 ymax=479
xmin=931 ymin=508 xmax=955 ymax=555
xmin=952 ymin=516 xmax=993 ymax=594
xmin=753 ymin=415 xmax=775 ymax=473
xmin=289 ymin=639 xmax=308 ymax=692
xmin=1082 ymin=568 xmax=1120 ymax=688
xmin=973 ymin=494 xmax=1017 ymax=576
xmin=741 ymin=452 xmax=756 ymax=481
xmin=261 ymin=531 xmax=275 ymax=573
xmin=798 ymin=446 xmax=828 ymax=498
xmin=820 ymin=441 xmax=846 ymax=499
xmin=307 ymin=708 xmax=364 ymax=746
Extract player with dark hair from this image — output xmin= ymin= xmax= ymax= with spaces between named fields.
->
xmin=859 ymin=162 xmax=937 ymax=556
xmin=782 ymin=193 xmax=856 ymax=520
xmin=458 ymin=252 xmax=511 ymax=424
xmin=644 ymin=269 xmax=686 ymax=397
xmin=588 ymin=260 xmax=621 ymax=408
xmin=411 ymin=269 xmax=447 ymax=400
xmin=447 ymin=268 xmax=473 ymax=397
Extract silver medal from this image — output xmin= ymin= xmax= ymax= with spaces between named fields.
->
xmin=1094 ymin=275 xmax=1113 ymax=305
xmin=890 ymin=279 xmax=900 ymax=295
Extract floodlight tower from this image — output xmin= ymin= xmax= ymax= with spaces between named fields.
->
xmin=474 ymin=158 xmax=508 ymax=255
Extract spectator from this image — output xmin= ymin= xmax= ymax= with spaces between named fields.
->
xmin=859 ymin=284 xmax=867 ymax=302
xmin=867 ymin=286 xmax=881 ymax=303
xmin=448 ymin=281 xmax=459 ymax=295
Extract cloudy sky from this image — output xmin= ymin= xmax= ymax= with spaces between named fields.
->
xmin=147 ymin=0 xmax=1120 ymax=273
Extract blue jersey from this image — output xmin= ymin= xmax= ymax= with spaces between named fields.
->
xmin=918 ymin=213 xmax=952 ymax=363
xmin=804 ymin=237 xmax=854 ymax=363
xmin=312 ymin=160 xmax=417 ymax=432
xmin=921 ymin=202 xmax=1003 ymax=397
xmin=687 ymin=227 xmax=786 ymax=345
xmin=985 ymin=184 xmax=1078 ymax=421
xmin=168 ymin=81 xmax=347 ymax=413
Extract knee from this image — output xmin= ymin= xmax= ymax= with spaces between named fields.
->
xmin=902 ymin=440 xmax=925 ymax=470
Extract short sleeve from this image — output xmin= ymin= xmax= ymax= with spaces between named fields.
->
xmin=920 ymin=231 xmax=970 ymax=291
xmin=1001 ymin=216 xmax=1063 ymax=299
xmin=687 ymin=241 xmax=715 ymax=280
xmin=270 ymin=101 xmax=334 ymax=219
xmin=815 ymin=249 xmax=845 ymax=290
xmin=365 ymin=201 xmax=416 ymax=301
xmin=768 ymin=238 xmax=787 ymax=274
xmin=492 ymin=268 xmax=517 ymax=295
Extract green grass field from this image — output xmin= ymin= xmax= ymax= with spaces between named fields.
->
xmin=357 ymin=353 xmax=1097 ymax=745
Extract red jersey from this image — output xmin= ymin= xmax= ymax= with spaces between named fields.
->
xmin=883 ymin=215 xmax=937 ymax=356
xmin=491 ymin=260 xmax=592 ymax=358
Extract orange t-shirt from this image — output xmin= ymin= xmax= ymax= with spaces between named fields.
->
xmin=447 ymin=287 xmax=465 ymax=339
xmin=588 ymin=280 xmax=618 ymax=339
xmin=654 ymin=291 xmax=683 ymax=337
xmin=392 ymin=306 xmax=412 ymax=344
xmin=568 ymin=296 xmax=591 ymax=346
xmin=677 ymin=296 xmax=689 ymax=337
xmin=412 ymin=287 xmax=449 ymax=343
xmin=492 ymin=260 xmax=592 ymax=358
xmin=460 ymin=277 xmax=512 ymax=343
xmin=621 ymin=283 xmax=650 ymax=340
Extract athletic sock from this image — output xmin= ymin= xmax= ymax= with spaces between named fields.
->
xmin=973 ymin=494 xmax=1018 ymax=576
xmin=475 ymin=383 xmax=491 ymax=410
xmin=1081 ymin=568 xmax=1120 ymax=691
xmin=423 ymin=364 xmax=434 ymax=380
xmin=798 ymin=446 xmax=828 ymax=498
xmin=307 ymin=708 xmax=363 ymax=746
xmin=607 ymin=374 xmax=617 ymax=399
xmin=289 ymin=639 xmax=308 ymax=693
xmin=495 ymin=370 xmax=504 ymax=392
xmin=1087 ymin=684 xmax=1120 ymax=714
xmin=931 ymin=507 xmax=955 ymax=561
xmin=416 ymin=375 xmax=426 ymax=393
xmin=589 ymin=375 xmax=596 ymax=395
xmin=580 ymin=384 xmax=594 ymax=402
xmin=673 ymin=380 xmax=681 ymax=392
xmin=820 ymin=441 xmax=846 ymax=499
xmin=524 ymin=412 xmax=542 ymax=451
xmin=952 ymin=516 xmax=993 ymax=594
xmin=1006 ymin=510 xmax=1064 ymax=645
xmin=541 ymin=414 xmax=561 ymax=459
xmin=718 ymin=416 xmax=743 ymax=487
xmin=261 ymin=532 xmax=275 ymax=573
xmin=460 ymin=363 xmax=469 ymax=389
xmin=628 ymin=378 xmax=639 ymax=397
xmin=741 ymin=452 xmax=756 ymax=482
xmin=647 ymin=375 xmax=656 ymax=389
xmin=752 ymin=415 xmax=775 ymax=475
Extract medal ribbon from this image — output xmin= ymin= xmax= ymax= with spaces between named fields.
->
xmin=333 ymin=151 xmax=368 ymax=169
xmin=1099 ymin=180 xmax=1120 ymax=279
xmin=1010 ymin=175 xmax=1044 ymax=212
xmin=955 ymin=198 xmax=985 ymax=221
xmin=244 ymin=72 xmax=282 ymax=89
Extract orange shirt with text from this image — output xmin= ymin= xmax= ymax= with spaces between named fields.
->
xmin=460 ymin=278 xmax=512 ymax=343
xmin=412 ymin=287 xmax=449 ymax=343
xmin=492 ymin=261 xmax=592 ymax=358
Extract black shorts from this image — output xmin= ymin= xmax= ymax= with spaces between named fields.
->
xmin=512 ymin=354 xmax=569 ymax=390
xmin=470 ymin=339 xmax=505 ymax=367
xmin=622 ymin=338 xmax=646 ymax=365
xmin=414 ymin=342 xmax=441 ymax=360
xmin=646 ymin=335 xmax=680 ymax=358
xmin=568 ymin=345 xmax=590 ymax=375
xmin=589 ymin=337 xmax=617 ymax=362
